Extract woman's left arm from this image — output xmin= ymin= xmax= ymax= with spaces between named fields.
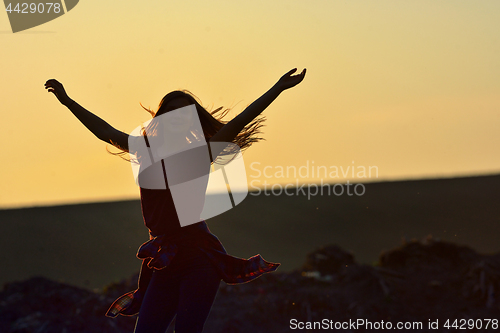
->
xmin=209 ymin=68 xmax=306 ymax=144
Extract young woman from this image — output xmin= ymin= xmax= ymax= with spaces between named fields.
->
xmin=44 ymin=67 xmax=306 ymax=333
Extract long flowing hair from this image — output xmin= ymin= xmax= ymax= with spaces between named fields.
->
xmin=107 ymin=90 xmax=265 ymax=164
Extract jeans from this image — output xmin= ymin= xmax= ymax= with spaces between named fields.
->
xmin=133 ymin=245 xmax=222 ymax=333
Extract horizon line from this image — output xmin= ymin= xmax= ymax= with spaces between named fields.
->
xmin=1 ymin=171 xmax=499 ymax=211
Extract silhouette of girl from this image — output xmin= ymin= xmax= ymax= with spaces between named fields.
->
xmin=44 ymin=68 xmax=306 ymax=333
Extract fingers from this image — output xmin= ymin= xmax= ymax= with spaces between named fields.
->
xmin=45 ymin=84 xmax=56 ymax=92
xmin=296 ymin=68 xmax=306 ymax=77
xmin=44 ymin=79 xmax=61 ymax=88
xmin=290 ymin=68 xmax=306 ymax=85
xmin=44 ymin=79 xmax=65 ymax=96
xmin=44 ymin=79 xmax=60 ymax=95
xmin=288 ymin=68 xmax=306 ymax=78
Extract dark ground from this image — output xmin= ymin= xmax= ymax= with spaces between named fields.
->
xmin=1 ymin=236 xmax=499 ymax=333
xmin=1 ymin=174 xmax=500 ymax=290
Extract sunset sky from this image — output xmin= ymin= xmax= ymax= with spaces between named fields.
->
xmin=1 ymin=0 xmax=499 ymax=208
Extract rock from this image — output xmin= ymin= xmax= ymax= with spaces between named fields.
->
xmin=1 ymin=237 xmax=499 ymax=333
xmin=0 ymin=276 xmax=136 ymax=333
xmin=301 ymin=244 xmax=355 ymax=278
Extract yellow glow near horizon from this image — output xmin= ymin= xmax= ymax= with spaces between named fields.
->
xmin=1 ymin=1 xmax=499 ymax=208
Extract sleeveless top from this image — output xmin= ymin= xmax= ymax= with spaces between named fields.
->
xmin=105 ymin=157 xmax=280 ymax=318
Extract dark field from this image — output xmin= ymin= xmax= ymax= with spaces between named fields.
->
xmin=1 ymin=174 xmax=499 ymax=290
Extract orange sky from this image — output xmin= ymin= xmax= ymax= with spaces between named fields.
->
xmin=1 ymin=1 xmax=499 ymax=208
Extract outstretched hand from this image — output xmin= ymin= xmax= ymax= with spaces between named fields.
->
xmin=45 ymin=79 xmax=72 ymax=106
xmin=275 ymin=68 xmax=306 ymax=91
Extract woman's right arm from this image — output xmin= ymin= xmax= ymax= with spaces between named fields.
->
xmin=45 ymin=79 xmax=129 ymax=151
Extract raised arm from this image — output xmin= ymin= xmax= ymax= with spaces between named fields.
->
xmin=209 ymin=68 xmax=306 ymax=145
xmin=44 ymin=79 xmax=129 ymax=151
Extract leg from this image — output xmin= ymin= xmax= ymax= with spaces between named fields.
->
xmin=133 ymin=268 xmax=180 ymax=333
xmin=174 ymin=256 xmax=221 ymax=333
